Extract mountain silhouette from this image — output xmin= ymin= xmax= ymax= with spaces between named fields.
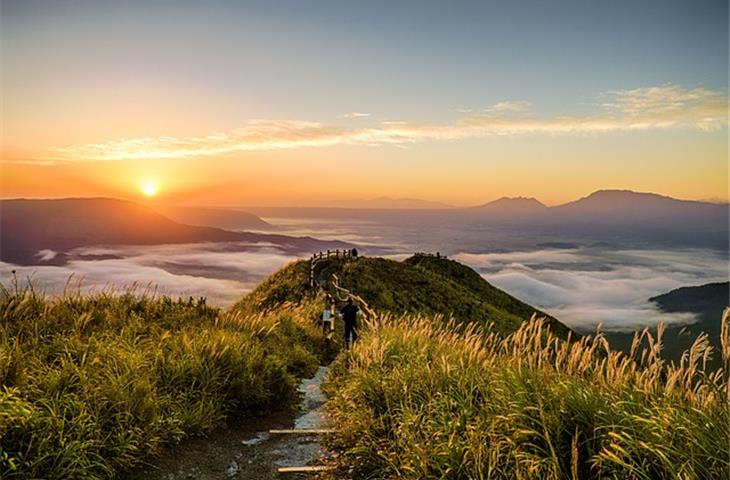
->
xmin=152 ymin=205 xmax=272 ymax=230
xmin=471 ymin=196 xmax=548 ymax=215
xmin=552 ymin=189 xmax=725 ymax=220
xmin=0 ymin=198 xmax=349 ymax=265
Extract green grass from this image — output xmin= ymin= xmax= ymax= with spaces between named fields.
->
xmin=232 ymin=259 xmax=312 ymax=314
xmin=230 ymin=255 xmax=573 ymax=338
xmin=404 ymin=254 xmax=570 ymax=337
xmin=334 ymin=255 xmax=573 ymax=337
xmin=0 ymin=282 xmax=326 ymax=479
xmin=7 ymin=254 xmax=716 ymax=479
xmin=324 ymin=312 xmax=730 ymax=479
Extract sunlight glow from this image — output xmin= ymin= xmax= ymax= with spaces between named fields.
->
xmin=140 ymin=180 xmax=159 ymax=197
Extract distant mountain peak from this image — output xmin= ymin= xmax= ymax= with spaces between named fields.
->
xmin=585 ymin=189 xmax=671 ymax=199
xmin=560 ymin=189 xmax=721 ymax=209
xmin=476 ymin=196 xmax=547 ymax=210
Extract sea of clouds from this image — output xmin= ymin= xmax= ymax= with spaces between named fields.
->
xmin=1 ymin=238 xmax=726 ymax=334
xmin=1 ymin=243 xmax=301 ymax=306
xmin=454 ymin=248 xmax=728 ymax=332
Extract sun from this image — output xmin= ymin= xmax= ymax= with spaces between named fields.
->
xmin=140 ymin=180 xmax=159 ymax=197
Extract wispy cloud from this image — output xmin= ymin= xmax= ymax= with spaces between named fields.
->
xmin=29 ymin=84 xmax=728 ymax=164
xmin=602 ymin=84 xmax=727 ymax=130
xmin=484 ymin=100 xmax=532 ymax=114
xmin=342 ymin=112 xmax=371 ymax=118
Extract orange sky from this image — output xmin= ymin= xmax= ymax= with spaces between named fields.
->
xmin=2 ymin=129 xmax=727 ymax=207
xmin=2 ymin=1 xmax=728 ymax=207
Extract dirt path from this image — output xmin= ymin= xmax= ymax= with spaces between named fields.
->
xmin=129 ymin=366 xmax=331 ymax=480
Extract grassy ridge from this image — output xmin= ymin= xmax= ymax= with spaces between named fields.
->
xmin=324 ymin=313 xmax=729 ymax=479
xmin=0 ymin=284 xmax=325 ymax=479
xmin=232 ymin=259 xmax=312 ymax=313
xmin=229 ymin=255 xmax=573 ymax=338
xmin=335 ymin=256 xmax=572 ymax=337
xmin=404 ymin=255 xmax=571 ymax=337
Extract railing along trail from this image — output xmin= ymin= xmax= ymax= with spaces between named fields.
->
xmin=308 ymin=249 xmax=355 ymax=288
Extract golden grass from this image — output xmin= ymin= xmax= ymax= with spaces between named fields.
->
xmin=0 ymin=284 xmax=327 ymax=479
xmin=324 ymin=309 xmax=730 ymax=479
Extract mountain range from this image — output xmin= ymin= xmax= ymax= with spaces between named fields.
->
xmin=2 ymin=190 xmax=727 ymax=266
xmin=152 ymin=205 xmax=272 ymax=230
xmin=245 ymin=190 xmax=729 ymax=249
xmin=468 ymin=190 xmax=726 ymax=220
xmin=0 ymin=198 xmax=349 ymax=266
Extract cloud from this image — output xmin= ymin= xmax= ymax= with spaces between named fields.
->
xmin=2 ymin=239 xmax=725 ymax=331
xmin=26 ymin=84 xmax=728 ymax=164
xmin=485 ymin=100 xmax=532 ymax=114
xmin=36 ymin=249 xmax=58 ymax=261
xmin=453 ymin=248 xmax=728 ymax=332
xmin=1 ymin=243 xmax=302 ymax=306
xmin=603 ymin=84 xmax=727 ymax=130
xmin=342 ymin=112 xmax=371 ymax=118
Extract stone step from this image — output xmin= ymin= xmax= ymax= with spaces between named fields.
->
xmin=268 ymin=428 xmax=334 ymax=435
xmin=278 ymin=465 xmax=335 ymax=474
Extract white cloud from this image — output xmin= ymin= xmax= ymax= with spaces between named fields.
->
xmin=36 ymin=249 xmax=58 ymax=261
xmin=26 ymin=84 xmax=727 ymax=165
xmin=342 ymin=112 xmax=371 ymax=118
xmin=1 ymin=243 xmax=302 ymax=306
xmin=454 ymin=248 xmax=728 ymax=332
xmin=603 ymin=84 xmax=727 ymax=130
xmin=484 ymin=100 xmax=532 ymax=114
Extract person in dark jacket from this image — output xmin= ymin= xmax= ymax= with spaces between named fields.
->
xmin=340 ymin=297 xmax=360 ymax=348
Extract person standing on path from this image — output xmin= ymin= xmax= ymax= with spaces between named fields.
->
xmin=340 ymin=297 xmax=360 ymax=349
xmin=322 ymin=299 xmax=335 ymax=338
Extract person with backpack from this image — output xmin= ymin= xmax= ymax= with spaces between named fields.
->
xmin=339 ymin=296 xmax=360 ymax=348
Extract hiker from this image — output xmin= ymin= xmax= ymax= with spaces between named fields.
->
xmin=340 ymin=296 xmax=360 ymax=348
xmin=351 ymin=247 xmax=358 ymax=259
xmin=321 ymin=300 xmax=335 ymax=337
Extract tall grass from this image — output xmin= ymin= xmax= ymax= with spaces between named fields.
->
xmin=324 ymin=311 xmax=730 ymax=479
xmin=0 ymin=282 xmax=326 ymax=479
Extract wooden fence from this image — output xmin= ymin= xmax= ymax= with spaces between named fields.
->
xmin=309 ymin=249 xmax=357 ymax=288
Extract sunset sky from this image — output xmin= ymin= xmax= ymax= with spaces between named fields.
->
xmin=2 ymin=0 xmax=728 ymax=206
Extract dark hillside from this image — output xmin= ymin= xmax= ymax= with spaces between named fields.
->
xmin=604 ymin=282 xmax=729 ymax=366
xmin=650 ymin=281 xmax=729 ymax=313
xmin=153 ymin=205 xmax=272 ymax=230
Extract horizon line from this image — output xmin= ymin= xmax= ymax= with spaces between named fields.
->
xmin=2 ymin=188 xmax=728 ymax=210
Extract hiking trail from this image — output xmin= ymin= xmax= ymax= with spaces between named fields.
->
xmin=130 ymin=251 xmax=378 ymax=479
xmin=131 ymin=367 xmax=333 ymax=479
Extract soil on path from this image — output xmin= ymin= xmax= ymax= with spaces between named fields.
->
xmin=128 ymin=366 xmax=331 ymax=480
